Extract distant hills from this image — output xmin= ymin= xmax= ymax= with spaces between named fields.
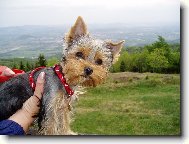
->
xmin=0 ymin=24 xmax=180 ymax=58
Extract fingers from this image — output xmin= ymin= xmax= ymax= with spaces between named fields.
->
xmin=0 ymin=67 xmax=15 ymax=76
xmin=22 ymin=72 xmax=45 ymax=118
xmin=4 ymin=68 xmax=15 ymax=76
xmin=23 ymin=96 xmax=41 ymax=116
xmin=0 ymin=66 xmax=7 ymax=73
xmin=33 ymin=72 xmax=45 ymax=100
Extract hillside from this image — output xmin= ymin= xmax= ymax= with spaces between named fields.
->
xmin=0 ymin=25 xmax=180 ymax=58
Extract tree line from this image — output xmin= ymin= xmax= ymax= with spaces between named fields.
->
xmin=0 ymin=36 xmax=180 ymax=74
xmin=1 ymin=54 xmax=59 ymax=72
xmin=111 ymin=36 xmax=180 ymax=74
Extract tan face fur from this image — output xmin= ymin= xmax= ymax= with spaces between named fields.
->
xmin=61 ymin=16 xmax=125 ymax=87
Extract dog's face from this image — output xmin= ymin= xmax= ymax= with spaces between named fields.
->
xmin=61 ymin=16 xmax=124 ymax=87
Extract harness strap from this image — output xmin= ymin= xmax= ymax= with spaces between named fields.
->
xmin=29 ymin=66 xmax=45 ymax=90
xmin=53 ymin=64 xmax=74 ymax=97
xmin=29 ymin=65 xmax=74 ymax=97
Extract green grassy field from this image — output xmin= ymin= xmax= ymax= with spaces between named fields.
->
xmin=71 ymin=72 xmax=180 ymax=135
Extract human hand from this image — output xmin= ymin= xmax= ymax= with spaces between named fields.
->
xmin=0 ymin=66 xmax=25 ymax=83
xmin=22 ymin=71 xmax=45 ymax=118
xmin=0 ymin=66 xmax=15 ymax=76
xmin=8 ymin=72 xmax=45 ymax=132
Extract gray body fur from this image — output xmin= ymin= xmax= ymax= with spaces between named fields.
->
xmin=0 ymin=67 xmax=66 ymax=129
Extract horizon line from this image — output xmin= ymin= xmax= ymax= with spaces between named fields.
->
xmin=0 ymin=23 xmax=180 ymax=29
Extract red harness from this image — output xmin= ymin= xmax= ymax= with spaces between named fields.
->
xmin=29 ymin=66 xmax=45 ymax=90
xmin=0 ymin=65 xmax=74 ymax=97
xmin=29 ymin=64 xmax=74 ymax=97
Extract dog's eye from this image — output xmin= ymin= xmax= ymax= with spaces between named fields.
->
xmin=75 ymin=52 xmax=84 ymax=59
xmin=95 ymin=59 xmax=103 ymax=65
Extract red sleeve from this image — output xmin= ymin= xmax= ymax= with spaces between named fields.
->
xmin=0 ymin=69 xmax=25 ymax=83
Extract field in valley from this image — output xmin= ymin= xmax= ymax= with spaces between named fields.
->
xmin=71 ymin=72 xmax=180 ymax=135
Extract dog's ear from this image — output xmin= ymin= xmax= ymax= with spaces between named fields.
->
xmin=66 ymin=16 xmax=88 ymax=45
xmin=106 ymin=40 xmax=125 ymax=63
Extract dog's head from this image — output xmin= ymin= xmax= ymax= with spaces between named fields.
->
xmin=61 ymin=16 xmax=125 ymax=87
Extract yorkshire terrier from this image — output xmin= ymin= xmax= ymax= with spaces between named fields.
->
xmin=0 ymin=16 xmax=124 ymax=135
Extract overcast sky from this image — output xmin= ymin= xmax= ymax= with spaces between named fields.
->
xmin=0 ymin=0 xmax=180 ymax=27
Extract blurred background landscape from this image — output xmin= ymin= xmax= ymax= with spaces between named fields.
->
xmin=0 ymin=24 xmax=179 ymax=58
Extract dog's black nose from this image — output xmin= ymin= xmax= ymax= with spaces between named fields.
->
xmin=84 ymin=67 xmax=93 ymax=76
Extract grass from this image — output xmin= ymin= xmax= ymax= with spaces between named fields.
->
xmin=71 ymin=72 xmax=180 ymax=135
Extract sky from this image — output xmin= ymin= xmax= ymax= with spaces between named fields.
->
xmin=0 ymin=0 xmax=180 ymax=27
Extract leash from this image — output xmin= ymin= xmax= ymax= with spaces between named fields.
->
xmin=29 ymin=64 xmax=74 ymax=97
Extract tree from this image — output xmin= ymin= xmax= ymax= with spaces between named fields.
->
xmin=146 ymin=36 xmax=170 ymax=55
xmin=19 ymin=61 xmax=25 ymax=71
xmin=152 ymin=36 xmax=169 ymax=49
xmin=30 ymin=63 xmax=34 ymax=70
xmin=120 ymin=61 xmax=126 ymax=72
xmin=25 ymin=62 xmax=32 ymax=72
xmin=113 ymin=51 xmax=130 ymax=72
xmin=135 ymin=49 xmax=149 ymax=73
xmin=130 ymin=54 xmax=138 ymax=72
xmin=12 ymin=63 xmax=18 ymax=69
xmin=168 ymin=51 xmax=180 ymax=73
xmin=36 ymin=54 xmax=47 ymax=67
xmin=111 ymin=37 xmax=180 ymax=74
xmin=153 ymin=36 xmax=171 ymax=58
xmin=147 ymin=48 xmax=169 ymax=73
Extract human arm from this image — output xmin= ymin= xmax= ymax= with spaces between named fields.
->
xmin=0 ymin=71 xmax=45 ymax=135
